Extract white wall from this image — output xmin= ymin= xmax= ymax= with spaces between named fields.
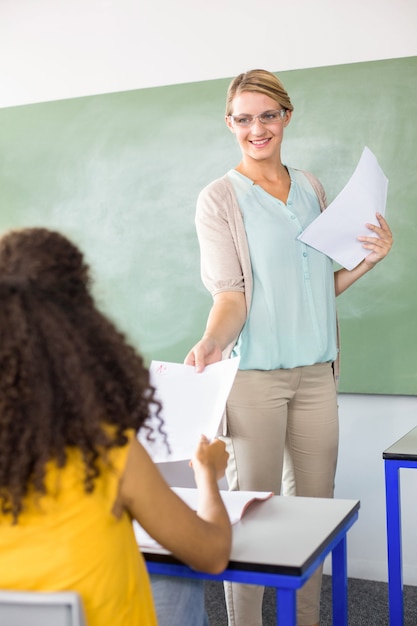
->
xmin=1 ymin=0 xmax=417 ymax=108
xmin=335 ymin=395 xmax=417 ymax=584
xmin=2 ymin=0 xmax=417 ymax=584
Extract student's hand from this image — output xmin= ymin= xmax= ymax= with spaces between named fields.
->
xmin=184 ymin=337 xmax=223 ymax=373
xmin=358 ymin=213 xmax=393 ymax=267
xmin=190 ymin=435 xmax=228 ymax=482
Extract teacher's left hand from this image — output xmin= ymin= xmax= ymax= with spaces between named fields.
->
xmin=358 ymin=212 xmax=393 ymax=267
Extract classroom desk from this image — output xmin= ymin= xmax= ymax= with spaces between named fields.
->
xmin=142 ymin=495 xmax=360 ymax=625
xmin=383 ymin=425 xmax=417 ymax=626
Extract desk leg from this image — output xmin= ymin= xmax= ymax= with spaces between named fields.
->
xmin=385 ymin=460 xmax=404 ymax=626
xmin=276 ymin=588 xmax=296 ymax=625
xmin=331 ymin=534 xmax=348 ymax=626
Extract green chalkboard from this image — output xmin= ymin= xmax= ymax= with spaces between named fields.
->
xmin=0 ymin=57 xmax=416 ymax=394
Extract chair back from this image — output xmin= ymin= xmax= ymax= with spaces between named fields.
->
xmin=0 ymin=590 xmax=87 ymax=626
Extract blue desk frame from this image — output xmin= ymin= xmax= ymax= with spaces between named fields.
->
xmin=144 ymin=496 xmax=359 ymax=626
xmin=383 ymin=425 xmax=417 ymax=626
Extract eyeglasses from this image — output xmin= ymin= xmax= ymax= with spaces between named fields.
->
xmin=228 ymin=109 xmax=287 ymax=127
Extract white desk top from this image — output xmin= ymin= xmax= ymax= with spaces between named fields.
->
xmin=383 ymin=425 xmax=417 ymax=460
xmin=143 ymin=495 xmax=360 ymax=577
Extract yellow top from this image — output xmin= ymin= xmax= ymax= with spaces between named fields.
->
xmin=0 ymin=430 xmax=157 ymax=626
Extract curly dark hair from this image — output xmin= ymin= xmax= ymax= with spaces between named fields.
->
xmin=0 ymin=227 xmax=167 ymax=522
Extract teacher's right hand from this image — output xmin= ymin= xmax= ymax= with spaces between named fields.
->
xmin=184 ymin=335 xmax=223 ymax=372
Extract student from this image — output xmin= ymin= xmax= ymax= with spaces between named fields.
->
xmin=185 ymin=69 xmax=393 ymax=626
xmin=0 ymin=227 xmax=232 ymax=626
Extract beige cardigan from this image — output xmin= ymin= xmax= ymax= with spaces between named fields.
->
xmin=195 ymin=169 xmax=340 ymax=387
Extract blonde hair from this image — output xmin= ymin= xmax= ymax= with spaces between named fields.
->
xmin=225 ymin=69 xmax=294 ymax=116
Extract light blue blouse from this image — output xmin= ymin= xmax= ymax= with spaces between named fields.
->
xmin=228 ymin=167 xmax=337 ymax=370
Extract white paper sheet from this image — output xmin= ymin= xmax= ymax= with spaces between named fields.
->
xmin=139 ymin=357 xmax=240 ymax=462
xmin=297 ymin=146 xmax=388 ymax=270
xmin=133 ymin=487 xmax=274 ymax=549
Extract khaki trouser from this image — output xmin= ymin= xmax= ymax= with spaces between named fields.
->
xmin=222 ymin=362 xmax=339 ymax=626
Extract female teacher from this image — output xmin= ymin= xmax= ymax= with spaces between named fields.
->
xmin=185 ymin=69 xmax=392 ymax=626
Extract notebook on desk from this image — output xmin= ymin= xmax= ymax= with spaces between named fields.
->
xmin=133 ymin=488 xmax=273 ymax=549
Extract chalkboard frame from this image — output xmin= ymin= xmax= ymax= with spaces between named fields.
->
xmin=1 ymin=56 xmax=416 ymax=394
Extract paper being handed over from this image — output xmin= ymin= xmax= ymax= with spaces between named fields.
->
xmin=138 ymin=357 xmax=240 ymax=462
xmin=297 ymin=146 xmax=388 ymax=270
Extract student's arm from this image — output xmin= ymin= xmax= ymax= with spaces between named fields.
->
xmin=117 ymin=436 xmax=232 ymax=575
xmin=184 ymin=291 xmax=246 ymax=372
xmin=334 ymin=213 xmax=393 ymax=296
